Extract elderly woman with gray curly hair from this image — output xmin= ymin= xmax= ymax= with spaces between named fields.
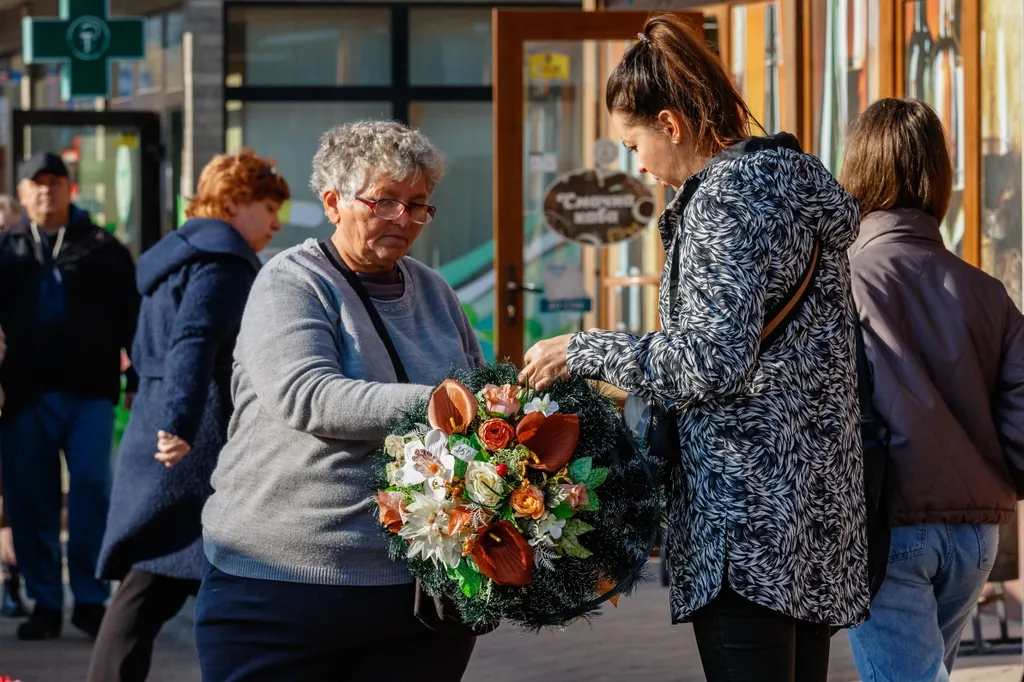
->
xmin=194 ymin=120 xmax=483 ymax=680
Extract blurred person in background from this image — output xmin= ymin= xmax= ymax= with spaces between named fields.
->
xmin=88 ymin=149 xmax=289 ymax=682
xmin=841 ymin=98 xmax=1024 ymax=682
xmin=0 ymin=152 xmax=140 ymax=641
xmin=0 ymin=194 xmax=22 ymax=229
xmin=0 ymin=194 xmax=25 ymax=617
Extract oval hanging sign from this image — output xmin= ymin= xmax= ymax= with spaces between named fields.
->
xmin=542 ymin=168 xmax=656 ymax=246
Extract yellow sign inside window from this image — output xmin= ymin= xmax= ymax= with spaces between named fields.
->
xmin=527 ymin=52 xmax=570 ymax=81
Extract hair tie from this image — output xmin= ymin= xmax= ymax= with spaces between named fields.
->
xmin=637 ymin=32 xmax=649 ymax=43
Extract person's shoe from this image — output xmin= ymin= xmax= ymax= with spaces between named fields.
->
xmin=71 ymin=603 xmax=106 ymax=638
xmin=1 ymin=576 xmax=27 ymax=618
xmin=17 ymin=608 xmax=62 ymax=640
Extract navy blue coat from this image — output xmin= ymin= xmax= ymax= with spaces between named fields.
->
xmin=98 ymin=219 xmax=261 ymax=581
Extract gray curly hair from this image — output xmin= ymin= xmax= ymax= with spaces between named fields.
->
xmin=309 ymin=120 xmax=446 ymax=203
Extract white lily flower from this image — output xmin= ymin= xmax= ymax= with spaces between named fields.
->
xmin=523 ymin=394 xmax=560 ymax=417
xmin=393 ymin=429 xmax=456 ymax=494
xmin=398 ymin=493 xmax=464 ymax=568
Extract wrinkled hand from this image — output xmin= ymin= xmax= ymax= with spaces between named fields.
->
xmin=154 ymin=430 xmax=191 ymax=468
xmin=520 ymin=333 xmax=574 ymax=392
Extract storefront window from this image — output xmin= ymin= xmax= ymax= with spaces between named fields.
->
xmin=225 ymin=100 xmax=393 ymax=260
xmin=813 ymin=0 xmax=882 ymax=174
xmin=165 ymin=11 xmax=184 ymax=90
xmin=409 ymin=9 xmax=491 ymax=86
xmin=409 ymin=101 xmax=495 ymax=358
xmin=138 ymin=15 xmax=164 ymax=93
xmin=904 ymin=0 xmax=966 ymax=255
xmin=730 ymin=2 xmax=787 ymax=135
xmin=226 ymin=7 xmax=391 ymax=87
xmin=980 ymin=1 xmax=1024 ymax=305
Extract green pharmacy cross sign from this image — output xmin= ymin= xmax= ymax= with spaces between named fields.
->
xmin=22 ymin=0 xmax=145 ymax=100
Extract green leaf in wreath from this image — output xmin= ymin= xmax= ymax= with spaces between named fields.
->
xmin=580 ymin=490 xmax=600 ymax=512
xmin=568 ymin=457 xmax=593 ymax=484
xmin=587 ymin=467 xmax=609 ymax=489
xmin=454 ymin=560 xmax=483 ymax=598
xmin=454 ymin=458 xmax=468 ymax=479
xmin=564 ymin=519 xmax=595 ymax=536
xmin=560 ymin=533 xmax=593 ymax=559
xmin=560 ymin=518 xmax=595 ymax=558
xmin=553 ymin=502 xmax=575 ymax=520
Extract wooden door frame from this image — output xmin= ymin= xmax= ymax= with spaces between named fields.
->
xmin=492 ymin=9 xmax=702 ymax=365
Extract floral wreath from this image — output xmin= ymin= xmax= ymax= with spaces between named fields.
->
xmin=373 ymin=363 xmax=662 ymax=631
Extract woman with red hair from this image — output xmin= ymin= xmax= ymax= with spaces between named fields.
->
xmin=87 ymin=149 xmax=289 ymax=682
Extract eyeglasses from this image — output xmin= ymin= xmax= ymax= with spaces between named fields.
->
xmin=356 ymin=197 xmax=436 ymax=225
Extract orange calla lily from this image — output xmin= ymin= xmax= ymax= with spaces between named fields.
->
xmin=515 ymin=412 xmax=580 ymax=473
xmin=597 ymin=577 xmax=621 ymax=607
xmin=470 ymin=521 xmax=534 ymax=586
xmin=427 ymin=379 xmax=478 ymax=435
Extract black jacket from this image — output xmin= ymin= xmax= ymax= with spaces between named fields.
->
xmin=0 ymin=207 xmax=140 ymax=416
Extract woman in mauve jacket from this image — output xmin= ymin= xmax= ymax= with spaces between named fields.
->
xmin=521 ymin=13 xmax=868 ymax=682
xmin=841 ymin=98 xmax=1024 ymax=682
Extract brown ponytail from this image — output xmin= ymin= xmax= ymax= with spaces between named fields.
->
xmin=607 ymin=13 xmax=762 ymax=158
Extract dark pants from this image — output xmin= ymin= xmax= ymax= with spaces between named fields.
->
xmin=0 ymin=392 xmax=114 ymax=610
xmin=194 ymin=562 xmax=476 ymax=681
xmin=691 ymin=582 xmax=832 ymax=682
xmin=87 ymin=569 xmax=200 ymax=682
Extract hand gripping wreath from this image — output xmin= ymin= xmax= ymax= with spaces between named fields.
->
xmin=373 ymin=363 xmax=661 ymax=631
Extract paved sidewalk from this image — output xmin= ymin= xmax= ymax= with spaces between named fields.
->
xmin=1 ymin=570 xmax=1020 ymax=681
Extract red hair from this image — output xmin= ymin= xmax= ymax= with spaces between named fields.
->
xmin=186 ymin=148 xmax=290 ymax=221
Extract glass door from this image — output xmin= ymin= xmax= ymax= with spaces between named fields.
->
xmin=492 ymin=9 xmax=703 ymax=365
xmin=10 ymin=109 xmax=162 ymax=258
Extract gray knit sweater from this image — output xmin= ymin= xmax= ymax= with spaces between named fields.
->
xmin=202 ymin=240 xmax=483 ymax=585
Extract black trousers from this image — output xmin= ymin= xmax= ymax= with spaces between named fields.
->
xmin=87 ymin=569 xmax=200 ymax=682
xmin=691 ymin=582 xmax=832 ymax=682
xmin=194 ymin=561 xmax=476 ymax=682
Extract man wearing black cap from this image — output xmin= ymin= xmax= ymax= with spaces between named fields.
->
xmin=0 ymin=152 xmax=140 ymax=640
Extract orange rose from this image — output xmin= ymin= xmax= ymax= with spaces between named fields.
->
xmin=510 ymin=483 xmax=546 ymax=520
xmin=559 ymin=482 xmax=589 ymax=508
xmin=477 ymin=418 xmax=515 ymax=452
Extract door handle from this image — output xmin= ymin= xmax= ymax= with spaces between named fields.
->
xmin=505 ymin=264 xmax=544 ymax=326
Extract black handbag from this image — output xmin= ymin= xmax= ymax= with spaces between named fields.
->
xmin=626 ymin=237 xmax=822 ymax=463
xmin=317 ymin=242 xmax=495 ymax=637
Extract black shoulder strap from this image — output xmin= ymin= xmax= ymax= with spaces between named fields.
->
xmin=317 ymin=241 xmax=409 ymax=384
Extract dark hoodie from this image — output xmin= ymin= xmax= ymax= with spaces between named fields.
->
xmin=0 ymin=205 xmax=139 ymax=415
xmin=98 ymin=218 xmax=261 ymax=580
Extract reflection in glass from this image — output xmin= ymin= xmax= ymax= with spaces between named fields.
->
xmin=981 ymin=1 xmax=1024 ymax=307
xmin=814 ymin=0 xmax=881 ymax=173
xmin=226 ymin=7 xmax=391 ymax=86
xmin=521 ymin=41 xmax=586 ymax=352
xmin=903 ymin=0 xmax=965 ymax=255
xmin=409 ymin=102 xmax=496 ymax=359
xmin=409 ymin=9 xmax=492 ymax=86
xmin=730 ymin=2 xmax=786 ymax=135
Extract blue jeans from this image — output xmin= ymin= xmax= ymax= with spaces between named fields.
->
xmin=0 ymin=392 xmax=114 ymax=610
xmin=848 ymin=523 xmax=999 ymax=682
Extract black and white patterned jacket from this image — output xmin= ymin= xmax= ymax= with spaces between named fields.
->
xmin=567 ymin=134 xmax=870 ymax=627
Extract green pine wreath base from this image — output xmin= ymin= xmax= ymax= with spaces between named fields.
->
xmin=372 ymin=362 xmax=663 ymax=632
